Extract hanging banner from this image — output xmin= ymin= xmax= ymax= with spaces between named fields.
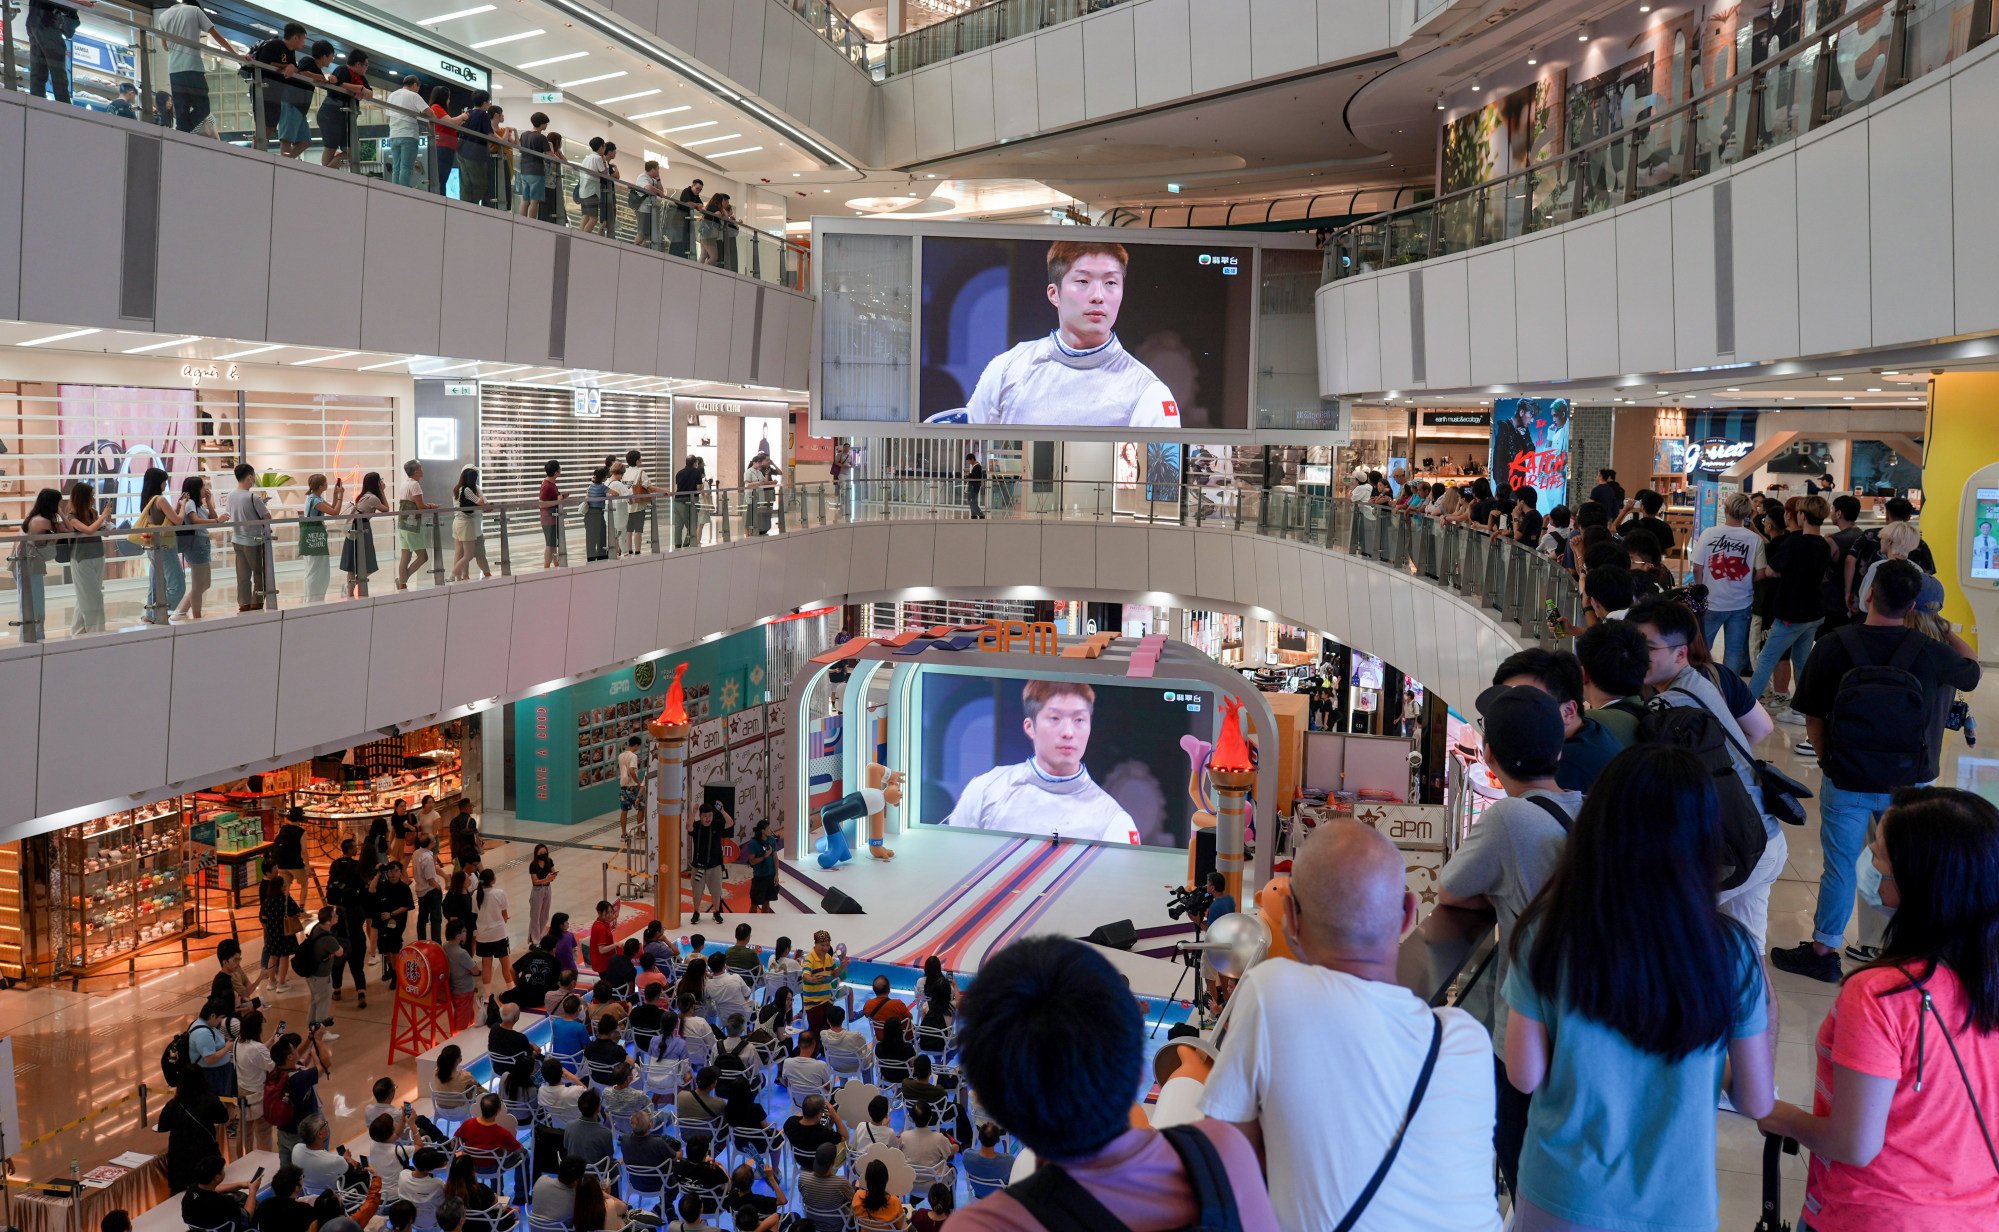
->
xmin=1489 ymin=398 xmax=1572 ymax=510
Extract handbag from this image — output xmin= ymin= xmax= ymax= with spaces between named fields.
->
xmin=1709 ymin=704 xmax=1814 ymax=826
xmin=398 ymin=498 xmax=420 ymax=535
xmin=299 ymin=518 xmax=329 ymax=557
xmin=282 ymin=905 xmax=306 ymax=937
xmin=126 ymin=502 xmax=161 ymax=548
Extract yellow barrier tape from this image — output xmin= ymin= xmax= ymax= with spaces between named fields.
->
xmin=15 ymin=1089 xmax=144 ymax=1151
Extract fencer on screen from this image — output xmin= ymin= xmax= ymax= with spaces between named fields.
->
xmin=939 ymin=679 xmax=1142 ymax=844
xmin=925 ymin=241 xmax=1181 ymax=430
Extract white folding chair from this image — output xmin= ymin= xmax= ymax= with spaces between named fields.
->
xmin=428 ymin=1086 xmax=480 ymax=1137
xmin=641 ymin=1056 xmax=687 ymax=1102
xmin=676 ymin=1177 xmax=727 ymax=1219
xmin=677 ymin=1112 xmax=725 ymax=1156
xmin=584 ymin=1154 xmax=622 ymax=1197
xmin=823 ymin=1035 xmax=874 ymax=1082
xmin=799 ymin=1196 xmax=853 ymax=1232
xmin=524 ymin=1214 xmax=571 ymax=1232
xmin=967 ymin=1172 xmax=1007 ymax=1200
xmin=854 ymin=1214 xmax=907 ymax=1232
xmin=620 ymin=1161 xmax=674 ymax=1215
xmin=729 ymin=1123 xmax=782 ymax=1168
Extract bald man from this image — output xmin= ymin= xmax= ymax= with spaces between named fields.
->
xmin=1201 ymin=823 xmax=1502 ymax=1232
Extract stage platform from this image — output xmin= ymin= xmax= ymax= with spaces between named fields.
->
xmin=754 ymin=826 xmax=1203 ymax=1000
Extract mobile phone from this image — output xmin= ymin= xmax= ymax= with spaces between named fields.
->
xmin=253 ymin=1167 xmax=266 ymax=1182
xmin=403 ymin=1101 xmax=413 ymax=1117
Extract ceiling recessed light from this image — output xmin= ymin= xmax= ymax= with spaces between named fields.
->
xmin=290 ymin=351 xmax=359 ymax=366
xmin=1726 ymin=387 xmax=1741 ymax=392
xmin=1826 ymin=375 xmax=1843 ymax=381
xmin=517 ymin=51 xmax=588 ymax=69
xmin=597 ymin=88 xmax=661 ymax=104
xmin=215 ymin=343 xmax=285 ymax=360
xmin=418 ymin=5 xmax=494 ymax=24
xmin=660 ymin=120 xmax=717 ymax=134
xmin=683 ymin=132 xmax=742 ymax=147
xmin=1526 ymin=47 xmax=1538 ymax=65
xmin=470 ymin=28 xmax=542 ymax=48
xmin=629 ymin=106 xmax=690 ymax=120
xmin=1882 ymin=370 xmax=1900 ymax=375
xmin=1843 ymin=395 xmax=1855 ymax=400
xmin=792 ymin=172 xmax=801 ymax=177
xmin=22 ymin=326 xmax=103 ymax=346
xmin=710 ymin=146 xmax=763 ymax=158
xmin=358 ymin=357 xmax=413 ymax=371
xmin=1577 ymin=22 xmax=1591 ymax=40
xmin=557 ymin=71 xmax=626 ymax=89
xmin=121 ymin=335 xmax=204 ymax=354
xmin=1867 ymin=387 xmax=1882 ymax=392
xmin=822 ymin=188 xmax=831 ymax=193
xmin=1435 ymin=93 xmax=1445 ymax=110
xmin=1469 ymin=76 xmax=1481 ymax=92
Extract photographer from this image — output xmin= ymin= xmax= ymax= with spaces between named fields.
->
xmin=1200 ymin=872 xmax=1234 ymax=926
xmin=181 ymin=1155 xmax=259 ymax=1227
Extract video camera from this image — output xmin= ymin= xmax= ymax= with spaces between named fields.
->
xmin=1947 ymin=697 xmax=1979 ymax=747
xmin=1166 ymin=883 xmax=1214 ymax=922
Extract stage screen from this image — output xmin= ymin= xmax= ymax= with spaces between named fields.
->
xmin=916 ymin=671 xmax=1213 ymax=849
xmin=1490 ymin=397 xmax=1572 ymax=511
xmin=918 ymin=234 xmax=1256 ymax=432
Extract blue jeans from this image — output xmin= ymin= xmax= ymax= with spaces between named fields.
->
xmin=1702 ymin=606 xmax=1753 ymax=675
xmin=1815 ymin=783 xmax=1894 ymax=949
xmin=389 ymin=136 xmax=418 ymax=186
xmin=147 ymin=549 xmax=185 ymax=622
xmin=1748 ymin=617 xmax=1822 ymax=698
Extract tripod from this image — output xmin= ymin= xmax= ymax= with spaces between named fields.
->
xmin=1149 ymin=916 xmax=1208 ymax=1039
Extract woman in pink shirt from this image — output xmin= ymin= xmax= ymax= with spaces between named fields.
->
xmin=1759 ymin=787 xmax=1999 ymax=1230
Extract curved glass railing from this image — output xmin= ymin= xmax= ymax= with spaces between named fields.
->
xmin=1323 ymin=0 xmax=1995 ymax=283
xmin=776 ymin=0 xmax=880 ymax=75
xmin=881 ymin=0 xmax=1129 ymax=78
xmin=0 ymin=10 xmax=810 ymax=289
xmin=3 ymin=477 xmax=1579 ymax=651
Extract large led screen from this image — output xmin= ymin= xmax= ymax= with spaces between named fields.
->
xmin=916 ymin=671 xmax=1213 ymax=849
xmin=918 ymin=235 xmax=1256 ymax=431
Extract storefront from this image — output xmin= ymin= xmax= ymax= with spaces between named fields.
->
xmin=507 ymin=613 xmax=837 ymax=830
xmin=0 ymin=354 xmax=402 ymax=535
xmin=0 ymin=719 xmax=478 ymax=985
xmin=670 ymin=397 xmax=793 ymax=489
xmin=476 ymin=382 xmax=674 ymax=508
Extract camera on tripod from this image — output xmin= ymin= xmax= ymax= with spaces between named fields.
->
xmin=1166 ymin=883 xmax=1214 ymax=922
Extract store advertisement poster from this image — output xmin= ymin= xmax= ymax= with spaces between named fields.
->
xmin=1489 ymin=398 xmax=1571 ymax=510
xmin=512 ymin=626 xmax=768 ymax=823
xmin=1971 ymin=489 xmax=1999 ymax=581
xmin=59 ymin=385 xmax=197 ymax=526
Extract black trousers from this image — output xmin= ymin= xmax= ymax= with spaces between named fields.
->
xmin=417 ymin=889 xmax=444 ymax=942
xmin=28 ymin=25 xmax=70 ymax=103
xmin=330 ymin=915 xmax=368 ymax=993
xmin=1494 ymin=1053 xmax=1532 ymax=1197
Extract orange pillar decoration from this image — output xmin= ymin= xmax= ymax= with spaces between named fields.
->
xmin=649 ymin=663 xmax=693 ymax=929
xmin=1209 ymin=696 xmax=1256 ymax=905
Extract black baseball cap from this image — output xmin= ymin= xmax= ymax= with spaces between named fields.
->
xmin=1474 ymin=685 xmax=1565 ymax=780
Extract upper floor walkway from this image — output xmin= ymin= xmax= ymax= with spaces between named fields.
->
xmin=1316 ymin=0 xmax=1999 ymax=399
xmin=0 ymin=480 xmax=1560 ymax=836
xmin=0 ymin=16 xmax=815 ymax=391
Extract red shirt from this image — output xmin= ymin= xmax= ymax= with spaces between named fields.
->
xmin=1803 ymin=964 xmax=1999 ymax=1230
xmin=589 ymin=919 xmax=616 ymax=973
xmin=430 ymin=104 xmax=458 ymax=150
xmin=455 ymin=1117 xmax=518 ymax=1155
xmin=539 ymin=477 xmax=560 ymax=525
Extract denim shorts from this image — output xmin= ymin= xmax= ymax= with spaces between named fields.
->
xmin=278 ymin=104 xmax=309 ymax=144
xmin=515 ymin=173 xmax=545 ymax=202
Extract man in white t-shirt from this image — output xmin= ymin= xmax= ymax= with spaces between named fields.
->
xmin=156 ymin=0 xmax=236 ymax=134
xmin=617 ymin=737 xmax=643 ymax=831
xmin=941 ymin=680 xmax=1140 ymax=845
xmin=1690 ymin=491 xmax=1765 ymax=674
xmin=927 ymin=242 xmax=1179 ymax=429
xmin=384 ymin=75 xmax=427 ymax=187
xmin=396 ymin=460 xmax=435 ymax=589
xmin=622 ymin=449 xmax=651 ymax=552
xmin=578 ymin=137 xmax=609 ymax=234
xmin=1203 ymin=821 xmax=1502 ymax=1232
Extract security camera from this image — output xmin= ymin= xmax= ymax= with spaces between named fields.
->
xmin=1407 ymin=749 xmax=1424 ymax=769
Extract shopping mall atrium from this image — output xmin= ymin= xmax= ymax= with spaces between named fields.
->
xmin=0 ymin=0 xmax=1996 ymax=1228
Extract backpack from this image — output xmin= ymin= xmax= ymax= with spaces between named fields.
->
xmin=1823 ymin=627 xmax=1933 ymax=790
xmin=263 ymin=1071 xmax=298 ymax=1128
xmin=290 ymin=928 xmax=324 ymax=978
xmin=714 ymin=1036 xmax=754 ymax=1080
xmin=1846 ymin=529 xmax=1884 ymax=609
xmin=1007 ymin=1123 xmax=1242 ymax=1232
xmin=1625 ymin=691 xmax=1769 ymax=891
xmin=160 ymin=1028 xmax=192 ymax=1087
xmin=240 ymin=38 xmax=283 ymax=81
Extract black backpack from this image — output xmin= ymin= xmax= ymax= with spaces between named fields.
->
xmin=1823 ymin=627 xmax=1933 ymax=790
xmin=1007 ymin=1123 xmax=1242 ymax=1232
xmin=160 ymin=1027 xmax=192 ymax=1087
xmin=290 ymin=929 xmax=324 ymax=978
xmin=1622 ymin=691 xmax=1769 ymax=891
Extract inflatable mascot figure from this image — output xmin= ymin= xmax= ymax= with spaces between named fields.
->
xmin=815 ymin=762 xmax=905 ymax=868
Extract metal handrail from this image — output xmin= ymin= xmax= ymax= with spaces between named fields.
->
xmin=1323 ymin=0 xmax=1996 ymax=281
xmin=880 ymin=0 xmax=1130 ymax=77
xmin=0 ymin=5 xmax=810 ymax=282
xmin=4 ymin=476 xmax=1583 ymax=652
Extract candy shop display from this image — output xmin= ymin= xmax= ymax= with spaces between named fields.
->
xmin=54 ymin=803 xmax=191 ymax=970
